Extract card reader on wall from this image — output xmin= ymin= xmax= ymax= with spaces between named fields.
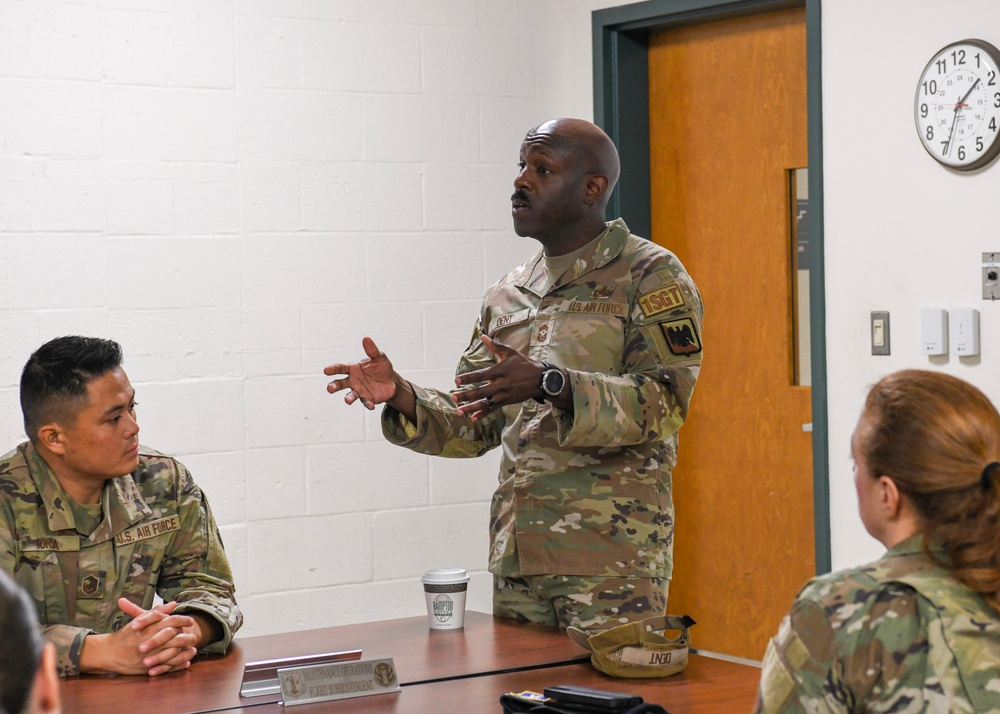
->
xmin=921 ymin=308 xmax=948 ymax=355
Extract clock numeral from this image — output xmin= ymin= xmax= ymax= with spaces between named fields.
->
xmin=936 ymin=58 xmax=947 ymax=74
xmin=958 ymin=145 xmax=966 ymax=161
xmin=995 ymin=92 xmax=1000 ymax=108
xmin=989 ymin=69 xmax=997 ymax=86
xmin=920 ymin=103 xmax=928 ymax=118
xmin=951 ymin=49 xmax=966 ymax=66
xmin=976 ymin=136 xmax=984 ymax=152
xmin=927 ymin=125 xmax=935 ymax=140
xmin=922 ymin=79 xmax=938 ymax=95
xmin=990 ymin=117 xmax=997 ymax=132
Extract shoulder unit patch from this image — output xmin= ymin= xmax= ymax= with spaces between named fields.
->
xmin=662 ymin=318 xmax=702 ymax=356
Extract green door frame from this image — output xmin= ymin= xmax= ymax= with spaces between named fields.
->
xmin=593 ymin=0 xmax=830 ymax=574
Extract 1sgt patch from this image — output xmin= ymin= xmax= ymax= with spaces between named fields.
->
xmin=662 ymin=318 xmax=702 ymax=356
xmin=638 ymin=283 xmax=685 ymax=318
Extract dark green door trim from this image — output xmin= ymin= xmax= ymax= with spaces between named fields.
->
xmin=593 ymin=0 xmax=831 ymax=575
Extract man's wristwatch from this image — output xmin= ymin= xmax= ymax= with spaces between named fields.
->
xmin=539 ymin=361 xmax=566 ymax=400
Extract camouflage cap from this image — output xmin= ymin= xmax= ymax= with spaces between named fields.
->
xmin=566 ymin=615 xmax=696 ymax=679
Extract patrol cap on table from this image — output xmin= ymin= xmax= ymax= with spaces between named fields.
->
xmin=566 ymin=615 xmax=696 ymax=679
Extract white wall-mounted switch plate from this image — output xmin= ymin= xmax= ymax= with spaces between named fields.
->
xmin=921 ymin=308 xmax=948 ymax=355
xmin=951 ymin=307 xmax=980 ymax=356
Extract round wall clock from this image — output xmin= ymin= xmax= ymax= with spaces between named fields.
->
xmin=914 ymin=38 xmax=1000 ymax=171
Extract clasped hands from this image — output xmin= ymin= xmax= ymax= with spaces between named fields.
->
xmin=324 ymin=335 xmax=544 ymax=421
xmin=82 ymin=598 xmax=208 ymax=676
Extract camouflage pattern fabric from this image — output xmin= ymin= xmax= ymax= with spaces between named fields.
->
xmin=383 ymin=219 xmax=703 ymax=580
xmin=0 ymin=442 xmax=242 ymax=676
xmin=756 ymin=536 xmax=1000 ymax=713
xmin=493 ymin=574 xmax=669 ymax=631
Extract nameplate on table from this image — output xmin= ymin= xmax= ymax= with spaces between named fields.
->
xmin=278 ymin=657 xmax=400 ymax=706
xmin=239 ymin=649 xmax=363 ymax=698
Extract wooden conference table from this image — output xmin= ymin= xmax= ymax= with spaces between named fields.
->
xmin=60 ymin=611 xmax=761 ymax=714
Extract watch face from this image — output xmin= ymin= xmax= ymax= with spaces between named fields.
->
xmin=542 ymin=368 xmax=564 ymax=397
xmin=914 ymin=39 xmax=1000 ymax=171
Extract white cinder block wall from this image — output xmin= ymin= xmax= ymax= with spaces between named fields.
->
xmin=7 ymin=0 xmax=1000 ymax=639
xmin=0 ymin=0 xmax=629 ymax=637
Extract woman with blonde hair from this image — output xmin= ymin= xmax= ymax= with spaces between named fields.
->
xmin=756 ymin=369 xmax=1000 ymax=712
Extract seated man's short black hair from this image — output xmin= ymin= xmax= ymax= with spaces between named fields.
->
xmin=19 ymin=336 xmax=124 ymax=442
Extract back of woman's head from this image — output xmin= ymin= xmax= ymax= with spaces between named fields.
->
xmin=858 ymin=369 xmax=1000 ymax=611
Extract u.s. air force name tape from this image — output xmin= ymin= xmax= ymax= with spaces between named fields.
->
xmin=277 ymin=657 xmax=400 ymax=706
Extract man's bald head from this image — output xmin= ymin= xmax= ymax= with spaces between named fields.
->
xmin=524 ymin=118 xmax=621 ymax=203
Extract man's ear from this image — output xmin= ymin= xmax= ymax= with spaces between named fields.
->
xmin=583 ymin=174 xmax=609 ymax=205
xmin=31 ymin=643 xmax=62 ymax=714
xmin=36 ymin=423 xmax=66 ymax=456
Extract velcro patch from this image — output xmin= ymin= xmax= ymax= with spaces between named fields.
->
xmin=619 ymin=645 xmax=689 ymax=668
xmin=567 ymin=301 xmax=627 ymax=317
xmin=20 ymin=535 xmax=79 ymax=552
xmin=661 ymin=318 xmax=702 ymax=356
xmin=489 ymin=308 xmax=530 ymax=334
xmin=638 ymin=284 xmax=685 ymax=318
xmin=534 ymin=321 xmax=552 ymax=346
xmin=115 ymin=515 xmax=180 ymax=546
xmin=78 ymin=571 xmax=106 ymax=599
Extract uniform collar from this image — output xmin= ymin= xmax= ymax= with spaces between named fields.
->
xmin=22 ymin=441 xmax=152 ymax=539
xmin=516 ymin=218 xmax=630 ymax=297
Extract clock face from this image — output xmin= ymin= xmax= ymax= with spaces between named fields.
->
xmin=914 ymin=39 xmax=1000 ymax=171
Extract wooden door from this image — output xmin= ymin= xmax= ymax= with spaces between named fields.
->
xmin=648 ymin=8 xmax=812 ymax=660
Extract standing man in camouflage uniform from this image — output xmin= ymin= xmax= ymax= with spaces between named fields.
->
xmin=756 ymin=370 xmax=1000 ymax=712
xmin=0 ymin=336 xmax=242 ymax=677
xmin=325 ymin=118 xmax=703 ymax=631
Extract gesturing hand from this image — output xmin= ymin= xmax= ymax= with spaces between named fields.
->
xmin=324 ymin=337 xmax=398 ymax=410
xmin=452 ymin=335 xmax=544 ymax=420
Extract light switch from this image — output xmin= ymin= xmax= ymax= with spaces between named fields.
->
xmin=951 ymin=307 xmax=980 ymax=356
xmin=922 ymin=308 xmax=948 ymax=355
xmin=870 ymin=311 xmax=890 ymax=355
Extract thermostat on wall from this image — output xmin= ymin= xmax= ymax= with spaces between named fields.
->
xmin=921 ymin=308 xmax=948 ymax=355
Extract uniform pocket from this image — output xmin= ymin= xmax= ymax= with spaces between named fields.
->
xmin=13 ymin=551 xmax=59 ymax=623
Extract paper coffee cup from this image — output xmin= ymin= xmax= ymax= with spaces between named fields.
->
xmin=421 ymin=568 xmax=469 ymax=630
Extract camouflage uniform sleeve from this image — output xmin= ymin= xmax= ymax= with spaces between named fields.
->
xmin=382 ymin=317 xmax=505 ymax=458
xmin=556 ymin=265 xmax=703 ymax=449
xmin=755 ymin=599 xmax=840 ymax=713
xmin=45 ymin=626 xmax=92 ymax=677
xmin=157 ymin=462 xmax=242 ymax=654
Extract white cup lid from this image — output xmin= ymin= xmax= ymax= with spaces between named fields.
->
xmin=421 ymin=568 xmax=469 ymax=584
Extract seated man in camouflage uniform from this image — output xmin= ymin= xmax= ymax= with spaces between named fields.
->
xmin=324 ymin=118 xmax=703 ymax=631
xmin=756 ymin=370 xmax=1000 ymax=712
xmin=0 ymin=336 xmax=242 ymax=677
xmin=0 ymin=569 xmax=61 ymax=714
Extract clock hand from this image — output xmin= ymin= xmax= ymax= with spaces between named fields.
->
xmin=957 ymin=76 xmax=981 ymax=108
xmin=944 ymin=77 xmax=982 ymax=156
xmin=945 ymin=94 xmax=962 ymax=156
